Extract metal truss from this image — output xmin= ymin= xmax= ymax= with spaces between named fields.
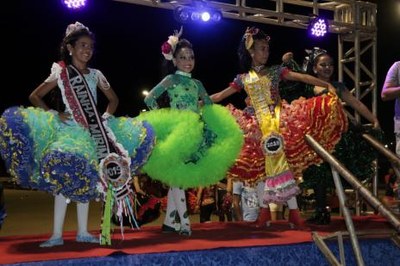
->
xmin=115 ymin=2 xmax=383 ymax=264
xmin=115 ymin=0 xmax=378 ymax=122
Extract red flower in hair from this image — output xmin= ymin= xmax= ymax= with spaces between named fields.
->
xmin=161 ymin=42 xmax=172 ymax=54
xmin=161 ymin=27 xmax=183 ymax=60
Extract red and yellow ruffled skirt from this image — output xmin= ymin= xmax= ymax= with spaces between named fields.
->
xmin=226 ymin=93 xmax=347 ymax=187
xmin=280 ymin=93 xmax=348 ymax=179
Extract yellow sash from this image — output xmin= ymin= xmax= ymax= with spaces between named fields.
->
xmin=244 ymin=71 xmax=291 ymax=178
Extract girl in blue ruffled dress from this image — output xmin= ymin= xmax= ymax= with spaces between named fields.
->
xmin=27 ymin=22 xmax=119 ymax=247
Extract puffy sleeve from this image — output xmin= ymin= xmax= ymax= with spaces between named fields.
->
xmin=96 ymin=69 xmax=111 ymax=91
xmin=44 ymin=62 xmax=62 ymax=83
xmin=230 ymin=74 xmax=244 ymax=92
xmin=279 ymin=66 xmax=290 ymax=80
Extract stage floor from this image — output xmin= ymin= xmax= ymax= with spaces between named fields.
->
xmin=1 ymin=187 xmax=400 ymax=265
xmin=0 ymin=186 xmax=390 ymax=237
xmin=0 ymin=216 xmax=399 ymax=265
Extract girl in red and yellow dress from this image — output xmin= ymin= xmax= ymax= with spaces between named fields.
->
xmin=212 ymin=27 xmax=347 ymax=228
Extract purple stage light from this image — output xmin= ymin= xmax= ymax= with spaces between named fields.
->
xmin=309 ymin=17 xmax=328 ymax=38
xmin=62 ymin=0 xmax=87 ymax=10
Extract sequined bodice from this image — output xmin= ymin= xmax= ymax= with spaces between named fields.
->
xmin=242 ymin=67 xmax=282 ymax=120
xmin=145 ymin=71 xmax=212 ymax=113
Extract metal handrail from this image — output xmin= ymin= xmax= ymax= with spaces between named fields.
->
xmin=305 ymin=134 xmax=400 ymax=266
xmin=305 ymin=134 xmax=400 ymax=232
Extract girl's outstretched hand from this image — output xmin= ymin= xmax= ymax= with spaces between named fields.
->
xmin=282 ymin=52 xmax=293 ymax=63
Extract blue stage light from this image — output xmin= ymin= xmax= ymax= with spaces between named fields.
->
xmin=211 ymin=11 xmax=222 ymax=22
xmin=174 ymin=6 xmax=190 ymax=23
xmin=201 ymin=12 xmax=211 ymax=22
xmin=174 ymin=6 xmax=222 ymax=24
xmin=191 ymin=11 xmax=201 ymax=21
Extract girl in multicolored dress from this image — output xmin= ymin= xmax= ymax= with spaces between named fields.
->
xmin=211 ymin=27 xmax=347 ymax=228
xmin=28 ymin=22 xmax=119 ymax=247
xmin=1 ymin=23 xmax=154 ymax=246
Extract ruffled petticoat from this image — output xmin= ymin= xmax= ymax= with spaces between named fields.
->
xmin=136 ymin=104 xmax=244 ymax=189
xmin=223 ymin=93 xmax=347 ymax=203
xmin=0 ymin=106 xmax=155 ymax=203
xmin=226 ymin=104 xmax=266 ymax=184
xmin=280 ymin=93 xmax=348 ymax=178
xmin=1 ymin=104 xmax=244 ymax=196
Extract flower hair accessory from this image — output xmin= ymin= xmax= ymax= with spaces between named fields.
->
xmin=243 ymin=27 xmax=270 ymax=50
xmin=65 ymin=21 xmax=89 ymax=37
xmin=161 ymin=26 xmax=183 ymax=60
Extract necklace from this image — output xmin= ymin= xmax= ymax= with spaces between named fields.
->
xmin=252 ymin=65 xmax=265 ymax=73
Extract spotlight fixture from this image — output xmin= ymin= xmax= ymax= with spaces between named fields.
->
xmin=61 ymin=0 xmax=87 ymax=10
xmin=174 ymin=5 xmax=222 ymax=24
xmin=201 ymin=11 xmax=210 ymax=22
xmin=308 ymin=17 xmax=328 ymax=38
xmin=174 ymin=6 xmax=191 ymax=23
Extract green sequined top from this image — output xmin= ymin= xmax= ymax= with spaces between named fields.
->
xmin=144 ymin=70 xmax=212 ymax=112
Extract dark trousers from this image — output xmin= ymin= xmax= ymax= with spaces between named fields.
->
xmin=199 ymin=204 xmax=215 ymax=223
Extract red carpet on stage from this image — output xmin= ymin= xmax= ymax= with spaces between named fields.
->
xmin=0 ymin=215 xmax=393 ymax=265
